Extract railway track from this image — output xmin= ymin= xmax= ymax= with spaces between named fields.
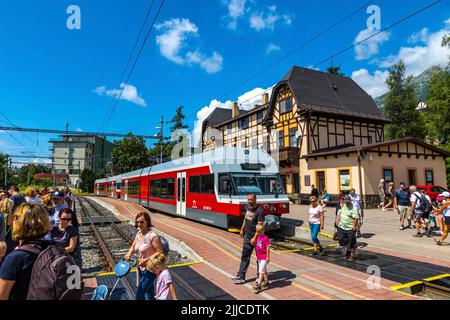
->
xmin=76 ymin=196 xmax=209 ymax=300
xmin=77 ymin=197 xmax=132 ymax=270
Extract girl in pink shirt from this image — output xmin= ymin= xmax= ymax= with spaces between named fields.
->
xmin=147 ymin=253 xmax=177 ymax=300
xmin=251 ymin=224 xmax=271 ymax=292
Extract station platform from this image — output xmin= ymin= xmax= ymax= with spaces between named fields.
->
xmin=88 ymin=196 xmax=450 ymax=300
xmin=83 ymin=262 xmax=235 ymax=300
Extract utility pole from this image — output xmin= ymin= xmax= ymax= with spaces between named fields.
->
xmin=4 ymin=155 xmax=8 ymax=189
xmin=160 ymin=115 xmax=164 ymax=164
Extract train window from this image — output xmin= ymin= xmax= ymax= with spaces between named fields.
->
xmin=189 ymin=176 xmax=200 ymax=193
xmin=201 ymin=174 xmax=215 ymax=194
xmin=150 ymin=179 xmax=161 ymax=198
xmin=167 ymin=178 xmax=175 ymax=200
xmin=117 ymin=182 xmax=122 ymax=190
xmin=219 ymin=173 xmax=233 ymax=195
xmin=128 ymin=181 xmax=140 ymax=196
xmin=160 ymin=179 xmax=168 ymax=198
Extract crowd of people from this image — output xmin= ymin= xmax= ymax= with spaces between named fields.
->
xmin=0 ymin=186 xmax=80 ymax=300
xmin=0 ymin=185 xmax=176 ymax=301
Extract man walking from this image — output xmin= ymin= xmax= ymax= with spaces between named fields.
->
xmin=394 ymin=182 xmax=412 ymax=230
xmin=232 ymin=193 xmax=265 ymax=284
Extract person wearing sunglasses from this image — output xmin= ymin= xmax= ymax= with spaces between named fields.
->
xmin=125 ymin=211 xmax=164 ymax=300
xmin=50 ymin=208 xmax=78 ymax=256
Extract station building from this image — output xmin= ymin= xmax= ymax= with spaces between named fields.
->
xmin=201 ymin=66 xmax=450 ymax=208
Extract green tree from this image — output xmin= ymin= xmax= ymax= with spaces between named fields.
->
xmin=442 ymin=33 xmax=450 ymax=49
xmin=424 ymin=66 xmax=450 ymax=143
xmin=111 ymin=133 xmax=151 ymax=174
xmin=383 ymin=61 xmax=425 ymax=140
xmin=0 ymin=153 xmax=13 ymax=189
xmin=170 ymin=106 xmax=189 ymax=131
xmin=327 ymin=65 xmax=345 ymax=76
xmin=80 ymin=169 xmax=98 ymax=193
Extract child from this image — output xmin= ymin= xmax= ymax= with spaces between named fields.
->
xmin=146 ymin=253 xmax=177 ymax=300
xmin=0 ymin=241 xmax=6 ymax=265
xmin=251 ymin=224 xmax=271 ymax=293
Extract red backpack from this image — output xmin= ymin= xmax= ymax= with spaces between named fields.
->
xmin=17 ymin=243 xmax=84 ymax=300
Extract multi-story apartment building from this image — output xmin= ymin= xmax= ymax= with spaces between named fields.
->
xmin=50 ymin=135 xmax=113 ymax=187
xmin=202 ymin=66 xmax=450 ymax=207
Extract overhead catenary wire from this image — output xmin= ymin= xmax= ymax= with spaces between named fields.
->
xmin=99 ymin=0 xmax=157 ymax=132
xmin=182 ymin=0 xmax=375 ymax=123
xmin=186 ymin=0 xmax=443 ymax=124
xmin=102 ymin=0 xmax=166 ymax=131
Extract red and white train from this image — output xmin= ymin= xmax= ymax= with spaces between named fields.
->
xmin=94 ymin=147 xmax=289 ymax=229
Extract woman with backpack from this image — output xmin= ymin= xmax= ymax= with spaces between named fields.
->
xmin=125 ymin=211 xmax=165 ymax=300
xmin=0 ymin=203 xmax=52 ymax=300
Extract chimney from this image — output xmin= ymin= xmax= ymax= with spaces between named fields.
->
xmin=232 ymin=102 xmax=240 ymax=118
xmin=261 ymin=93 xmax=269 ymax=105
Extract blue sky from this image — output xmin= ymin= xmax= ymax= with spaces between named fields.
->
xmin=0 ymin=0 xmax=449 ymax=165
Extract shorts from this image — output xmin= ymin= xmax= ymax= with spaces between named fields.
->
xmin=412 ymin=210 xmax=423 ymax=223
xmin=398 ymin=206 xmax=410 ymax=220
xmin=357 ymin=209 xmax=363 ymax=226
xmin=337 ymin=227 xmax=357 ymax=249
xmin=444 ymin=216 xmax=450 ymax=226
xmin=257 ymin=260 xmax=268 ymax=274
xmin=378 ymin=193 xmax=385 ymax=202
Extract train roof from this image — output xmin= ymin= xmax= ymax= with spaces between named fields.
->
xmin=97 ymin=148 xmax=279 ymax=182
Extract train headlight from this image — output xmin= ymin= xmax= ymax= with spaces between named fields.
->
xmin=269 ymin=205 xmax=277 ymax=212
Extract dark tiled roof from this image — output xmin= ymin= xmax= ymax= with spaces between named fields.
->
xmin=216 ymin=105 xmax=266 ymax=127
xmin=204 ymin=108 xmax=232 ymax=127
xmin=302 ymin=137 xmax=450 ymax=159
xmin=268 ymin=66 xmax=389 ymax=122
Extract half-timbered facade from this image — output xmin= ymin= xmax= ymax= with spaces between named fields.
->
xmin=201 ymin=66 xmax=450 ymax=207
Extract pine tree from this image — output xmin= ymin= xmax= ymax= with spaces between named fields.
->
xmin=327 ymin=65 xmax=345 ymax=76
xmin=383 ymin=61 xmax=425 ymax=140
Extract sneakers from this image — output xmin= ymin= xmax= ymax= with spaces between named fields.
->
xmin=261 ymin=281 xmax=271 ymax=289
xmin=231 ymin=275 xmax=246 ymax=284
xmin=253 ymin=283 xmax=262 ymax=293
xmin=356 ymin=231 xmax=362 ymax=238
xmin=399 ymin=226 xmax=405 ymax=230
xmin=318 ymin=247 xmax=325 ymax=256
xmin=412 ymin=233 xmax=423 ymax=238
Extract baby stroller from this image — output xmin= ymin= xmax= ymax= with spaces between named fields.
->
xmin=91 ymin=257 xmax=137 ymax=300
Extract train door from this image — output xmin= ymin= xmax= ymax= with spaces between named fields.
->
xmin=176 ymin=172 xmax=186 ymax=216
xmin=124 ymin=180 xmax=128 ymax=201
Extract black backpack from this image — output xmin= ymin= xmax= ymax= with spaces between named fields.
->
xmin=17 ymin=243 xmax=83 ymax=300
xmin=415 ymin=193 xmax=433 ymax=214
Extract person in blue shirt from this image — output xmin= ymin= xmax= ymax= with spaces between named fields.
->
xmin=394 ymin=182 xmax=412 ymax=230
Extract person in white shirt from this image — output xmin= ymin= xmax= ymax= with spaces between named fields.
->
xmin=410 ymin=186 xmax=432 ymax=237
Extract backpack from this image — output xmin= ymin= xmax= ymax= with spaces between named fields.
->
xmin=18 ymin=243 xmax=83 ymax=300
xmin=415 ymin=193 xmax=433 ymax=214
xmin=150 ymin=232 xmax=170 ymax=256
xmin=159 ymin=236 xmax=170 ymax=256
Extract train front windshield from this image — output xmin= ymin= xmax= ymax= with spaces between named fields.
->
xmin=231 ymin=173 xmax=284 ymax=195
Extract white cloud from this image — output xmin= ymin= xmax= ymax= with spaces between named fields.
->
xmin=408 ymin=28 xmax=429 ymax=44
xmin=266 ymin=43 xmax=281 ymax=55
xmin=250 ymin=5 xmax=292 ymax=31
xmin=351 ymin=69 xmax=389 ymax=98
xmin=193 ymin=86 xmax=273 ymax=146
xmin=155 ymin=18 xmax=224 ymax=74
xmin=377 ymin=27 xmax=450 ymax=76
xmin=352 ymin=18 xmax=450 ymax=98
xmin=224 ymin=0 xmax=247 ymax=29
xmin=76 ymin=128 xmax=83 ymax=132
xmin=354 ymin=28 xmax=390 ymax=61
xmin=93 ymin=83 xmax=146 ymax=107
